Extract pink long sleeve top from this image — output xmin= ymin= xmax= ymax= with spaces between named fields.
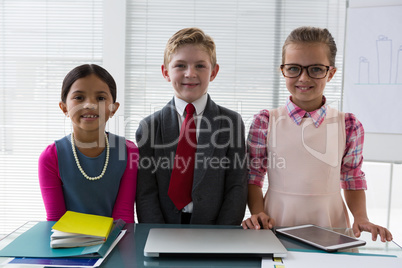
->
xmin=38 ymin=135 xmax=138 ymax=223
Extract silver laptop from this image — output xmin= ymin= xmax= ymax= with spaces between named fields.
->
xmin=144 ymin=228 xmax=287 ymax=258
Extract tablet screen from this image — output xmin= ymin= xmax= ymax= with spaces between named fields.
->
xmin=276 ymin=225 xmax=366 ymax=251
xmin=280 ymin=226 xmax=356 ymax=246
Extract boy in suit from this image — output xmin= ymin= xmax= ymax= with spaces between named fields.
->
xmin=136 ymin=27 xmax=247 ymax=225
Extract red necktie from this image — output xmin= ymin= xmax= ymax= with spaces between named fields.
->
xmin=168 ymin=103 xmax=197 ymax=210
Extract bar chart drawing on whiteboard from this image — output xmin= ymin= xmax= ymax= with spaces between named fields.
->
xmin=344 ymin=5 xmax=402 ymax=134
xmin=357 ymin=35 xmax=401 ymax=85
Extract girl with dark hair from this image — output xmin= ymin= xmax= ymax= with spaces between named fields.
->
xmin=39 ymin=64 xmax=138 ymax=223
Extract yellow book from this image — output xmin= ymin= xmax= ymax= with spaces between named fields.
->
xmin=51 ymin=211 xmax=114 ymax=248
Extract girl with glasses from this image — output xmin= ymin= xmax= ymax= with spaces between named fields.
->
xmin=242 ymin=26 xmax=392 ymax=243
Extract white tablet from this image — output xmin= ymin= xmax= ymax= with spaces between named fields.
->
xmin=276 ymin=224 xmax=366 ymax=252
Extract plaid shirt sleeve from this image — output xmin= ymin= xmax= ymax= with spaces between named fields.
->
xmin=340 ymin=113 xmax=367 ymax=190
xmin=247 ymin=110 xmax=270 ymax=188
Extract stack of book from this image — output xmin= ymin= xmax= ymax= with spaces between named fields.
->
xmin=51 ymin=211 xmax=115 ymax=248
xmin=0 ymin=211 xmax=126 ymax=267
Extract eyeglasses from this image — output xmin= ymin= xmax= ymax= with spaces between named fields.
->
xmin=280 ymin=64 xmax=332 ymax=79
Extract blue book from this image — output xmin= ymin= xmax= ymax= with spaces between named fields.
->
xmin=8 ymin=257 xmax=99 ymax=266
xmin=0 ymin=219 xmax=125 ymax=258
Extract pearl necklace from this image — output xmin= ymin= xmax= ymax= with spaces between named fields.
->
xmin=71 ymin=132 xmax=109 ymax=181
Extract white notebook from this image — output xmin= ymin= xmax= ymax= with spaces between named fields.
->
xmin=144 ymin=228 xmax=287 ymax=258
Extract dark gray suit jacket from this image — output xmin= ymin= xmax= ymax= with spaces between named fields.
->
xmin=135 ymin=95 xmax=247 ymax=225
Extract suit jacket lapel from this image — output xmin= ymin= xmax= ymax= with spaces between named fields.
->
xmin=193 ymin=95 xmax=221 ymax=190
xmin=161 ymin=98 xmax=180 ymax=167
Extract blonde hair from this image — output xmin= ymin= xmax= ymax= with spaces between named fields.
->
xmin=163 ymin=27 xmax=217 ymax=68
xmin=282 ymin=26 xmax=337 ymax=67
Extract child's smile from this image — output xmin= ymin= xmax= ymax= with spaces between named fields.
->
xmin=81 ymin=112 xmax=100 ymax=121
xmin=182 ymin=82 xmax=200 ymax=89
xmin=295 ymin=85 xmax=314 ymax=92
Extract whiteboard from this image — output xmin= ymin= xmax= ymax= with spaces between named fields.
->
xmin=343 ymin=0 xmax=402 ymax=162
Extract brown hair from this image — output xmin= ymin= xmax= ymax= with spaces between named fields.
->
xmin=61 ymin=64 xmax=117 ymax=103
xmin=282 ymin=26 xmax=337 ymax=67
xmin=163 ymin=27 xmax=217 ymax=68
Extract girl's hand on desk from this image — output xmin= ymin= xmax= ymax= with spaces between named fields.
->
xmin=352 ymin=219 xmax=393 ymax=242
xmin=241 ymin=212 xmax=275 ymax=230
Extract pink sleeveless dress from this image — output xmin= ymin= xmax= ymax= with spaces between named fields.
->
xmin=264 ymin=106 xmax=350 ymax=228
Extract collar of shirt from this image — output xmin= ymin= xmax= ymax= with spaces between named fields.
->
xmin=174 ymin=93 xmax=208 ymax=117
xmin=286 ymin=96 xmax=327 ymax=128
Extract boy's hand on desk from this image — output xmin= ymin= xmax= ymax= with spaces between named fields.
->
xmin=352 ymin=219 xmax=393 ymax=242
xmin=241 ymin=212 xmax=275 ymax=230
